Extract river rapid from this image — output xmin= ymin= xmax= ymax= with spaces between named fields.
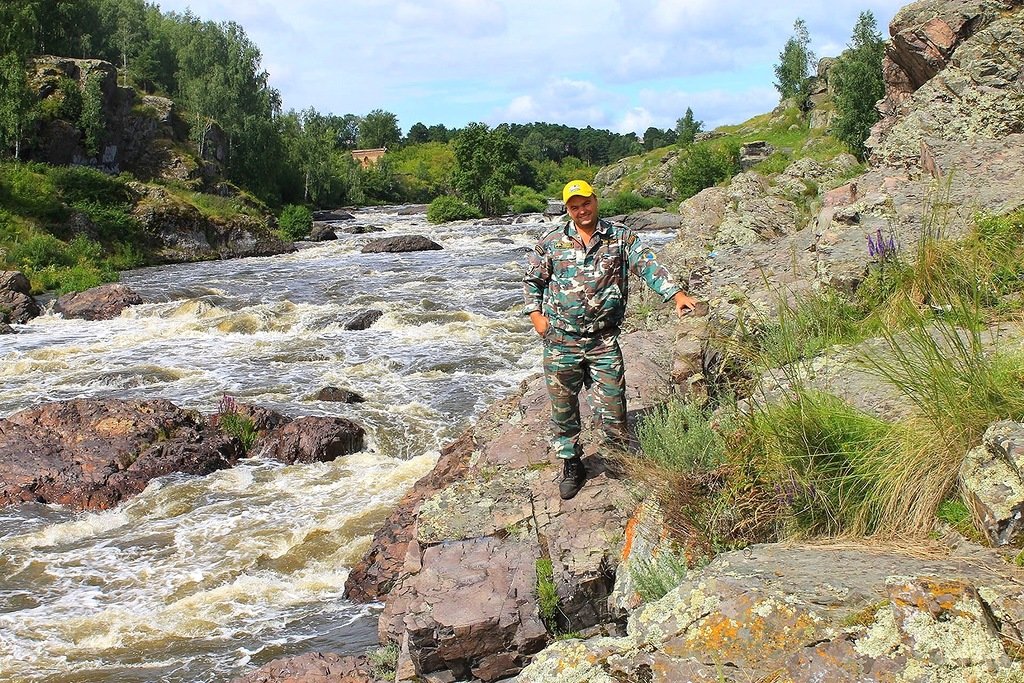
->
xmin=0 ymin=207 xmax=550 ymax=682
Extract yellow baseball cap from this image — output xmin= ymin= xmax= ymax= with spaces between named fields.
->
xmin=562 ymin=179 xmax=595 ymax=204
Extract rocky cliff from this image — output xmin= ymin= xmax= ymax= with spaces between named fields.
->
xmin=20 ymin=57 xmax=291 ymax=270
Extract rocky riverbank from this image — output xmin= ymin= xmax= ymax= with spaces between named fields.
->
xmin=232 ymin=0 xmax=1024 ymax=680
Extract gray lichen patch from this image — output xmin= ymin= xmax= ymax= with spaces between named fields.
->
xmin=416 ymin=467 xmax=538 ymax=544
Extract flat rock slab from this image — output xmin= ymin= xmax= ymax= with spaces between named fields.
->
xmin=516 ymin=542 xmax=1024 ymax=682
xmin=0 ymin=398 xmax=241 ymax=510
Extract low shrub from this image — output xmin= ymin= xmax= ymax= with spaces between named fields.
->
xmin=672 ymin=141 xmax=741 ymax=200
xmin=278 ymin=204 xmax=312 ymax=240
xmin=508 ymin=185 xmax=546 ymax=214
xmin=8 ymin=233 xmax=71 ymax=270
xmin=598 ymin=191 xmax=666 ymax=217
xmin=630 ymin=543 xmax=689 ymax=602
xmin=535 ymin=558 xmax=559 ymax=630
xmin=426 ymin=195 xmax=482 ymax=224
xmin=637 ymin=399 xmax=732 ymax=473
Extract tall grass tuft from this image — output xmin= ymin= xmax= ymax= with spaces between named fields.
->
xmin=630 ymin=544 xmax=689 ymax=603
xmin=636 ymin=399 xmax=733 ymax=473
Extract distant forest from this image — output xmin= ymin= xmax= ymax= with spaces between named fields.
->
xmin=0 ymin=0 xmax=667 ymax=209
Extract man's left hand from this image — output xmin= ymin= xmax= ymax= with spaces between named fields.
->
xmin=673 ymin=291 xmax=698 ymax=317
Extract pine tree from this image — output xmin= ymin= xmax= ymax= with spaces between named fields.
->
xmin=831 ymin=11 xmax=886 ymax=160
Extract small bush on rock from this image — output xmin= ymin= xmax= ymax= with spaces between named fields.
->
xmin=278 ymin=204 xmax=312 ymax=240
xmin=427 ymin=195 xmax=482 ymax=224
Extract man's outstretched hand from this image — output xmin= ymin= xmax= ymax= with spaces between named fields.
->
xmin=673 ymin=291 xmax=699 ymax=317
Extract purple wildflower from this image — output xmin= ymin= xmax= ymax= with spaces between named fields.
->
xmin=867 ymin=233 xmax=877 ymax=257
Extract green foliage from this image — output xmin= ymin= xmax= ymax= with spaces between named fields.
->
xmin=367 ymin=644 xmax=399 ymax=681
xmin=637 ymin=399 xmax=733 ymax=473
xmin=535 ymin=558 xmax=559 ymax=628
xmin=427 ymin=195 xmax=482 ymax=224
xmin=758 ymin=288 xmax=865 ymax=368
xmin=451 ymin=122 xmax=532 ymax=216
xmin=643 ymin=125 xmax=677 ymax=151
xmin=598 ymin=191 xmax=666 ymax=217
xmin=748 ymin=390 xmax=895 ymax=534
xmin=80 ymin=72 xmax=106 ymax=157
xmin=831 ymin=12 xmax=886 ymax=159
xmin=357 ymin=109 xmax=401 ymax=149
xmin=8 ymin=232 xmax=70 ymax=270
xmin=217 ymin=395 xmax=257 ymax=451
xmin=936 ymin=499 xmax=983 ymax=541
xmin=630 ymin=545 xmax=689 ymax=602
xmin=675 ymin=107 xmax=703 ymax=145
xmin=50 ymin=165 xmax=130 ymax=204
xmin=358 ymin=156 xmax=398 ymax=203
xmin=508 ymin=185 xmax=546 ymax=214
xmin=278 ymin=204 xmax=312 ymax=240
xmin=388 ymin=141 xmax=455 ymax=202
xmin=0 ymin=162 xmax=63 ymax=219
xmin=774 ymin=18 xmax=816 ymax=105
xmin=39 ymin=77 xmax=83 ymax=122
xmin=672 ymin=140 xmax=741 ymax=200
xmin=0 ymin=52 xmax=37 ymax=159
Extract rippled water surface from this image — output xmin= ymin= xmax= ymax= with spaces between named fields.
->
xmin=0 ymin=208 xmax=547 ymax=682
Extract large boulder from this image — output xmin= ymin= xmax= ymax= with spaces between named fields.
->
xmin=0 ymin=398 xmax=242 ymax=510
xmin=0 ymin=271 xmax=41 ymax=324
xmin=622 ymin=208 xmax=681 ymax=232
xmin=515 ymin=543 xmax=1024 ymax=682
xmin=868 ymin=0 xmax=1024 ymax=166
xmin=254 ymin=416 xmax=365 ymax=464
xmin=961 ymin=420 xmax=1024 ymax=545
xmin=55 ymin=283 xmax=143 ymax=320
xmin=343 ymin=309 xmax=383 ymax=331
xmin=361 ymin=235 xmax=443 ymax=253
xmin=131 ymin=184 xmax=293 ymax=263
xmin=312 ymin=209 xmax=355 ymax=222
xmin=345 ymin=330 xmax=677 ymax=682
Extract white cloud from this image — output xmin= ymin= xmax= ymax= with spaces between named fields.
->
xmin=148 ymin=1 xmax=910 ymax=132
xmin=614 ymin=108 xmax=656 ymax=135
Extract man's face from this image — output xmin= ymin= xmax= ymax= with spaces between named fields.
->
xmin=565 ymin=194 xmax=598 ymax=231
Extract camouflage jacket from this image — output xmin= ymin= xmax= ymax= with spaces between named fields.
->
xmin=523 ymin=218 xmax=681 ymax=336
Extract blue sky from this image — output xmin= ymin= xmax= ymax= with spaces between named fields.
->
xmin=153 ymin=0 xmax=908 ymax=136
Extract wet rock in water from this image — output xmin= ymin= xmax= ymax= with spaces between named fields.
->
xmin=0 ymin=322 xmax=14 ymax=334
xmin=361 ymin=235 xmax=442 ymax=253
xmin=230 ymin=652 xmax=376 ymax=683
xmin=0 ymin=270 xmax=41 ymax=324
xmin=311 ymin=209 xmax=355 ymax=222
xmin=483 ymin=238 xmax=515 ymax=245
xmin=255 ymin=416 xmax=365 ymax=464
xmin=343 ymin=308 xmax=383 ymax=331
xmin=343 ymin=224 xmax=386 ymax=234
xmin=55 ymin=283 xmax=143 ymax=321
xmin=315 ymin=386 xmax=365 ymax=403
xmin=309 ymin=223 xmax=338 ymax=241
xmin=396 ymin=204 xmax=429 ymax=215
xmin=0 ymin=398 xmax=242 ymax=511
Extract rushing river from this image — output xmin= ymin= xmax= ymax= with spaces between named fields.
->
xmin=0 ymin=207 xmax=550 ymax=682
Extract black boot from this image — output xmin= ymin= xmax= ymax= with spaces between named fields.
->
xmin=559 ymin=456 xmax=586 ymax=500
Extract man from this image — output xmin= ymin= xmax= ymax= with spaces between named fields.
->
xmin=523 ymin=179 xmax=697 ymax=500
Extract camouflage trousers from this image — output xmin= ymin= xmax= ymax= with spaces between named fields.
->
xmin=542 ymin=327 xmax=627 ymax=460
